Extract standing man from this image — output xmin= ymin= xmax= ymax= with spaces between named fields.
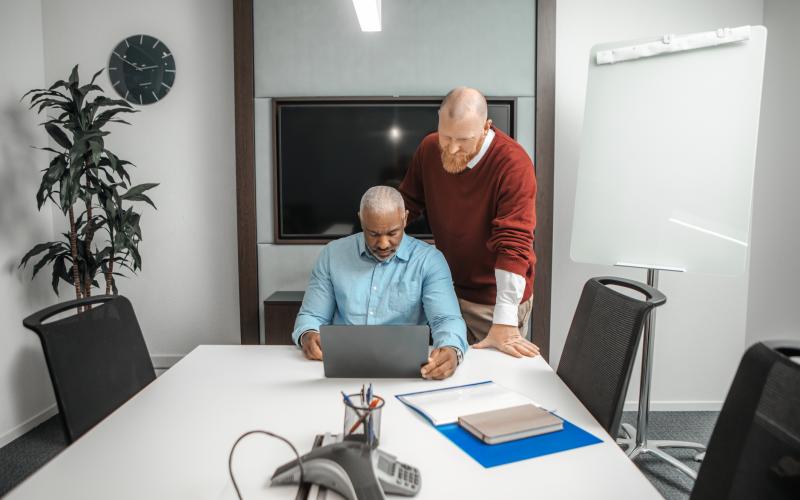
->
xmin=399 ymin=87 xmax=539 ymax=358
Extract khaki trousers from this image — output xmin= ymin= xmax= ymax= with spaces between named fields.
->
xmin=458 ymin=296 xmax=534 ymax=345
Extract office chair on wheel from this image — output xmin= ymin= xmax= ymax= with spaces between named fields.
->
xmin=23 ymin=295 xmax=156 ymax=443
xmin=557 ymin=276 xmax=666 ymax=438
xmin=690 ymin=340 xmax=800 ymax=500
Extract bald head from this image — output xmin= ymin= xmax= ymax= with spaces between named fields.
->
xmin=440 ymin=87 xmax=488 ymax=122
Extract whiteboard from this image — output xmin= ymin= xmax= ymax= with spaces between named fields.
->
xmin=571 ymin=26 xmax=767 ymax=276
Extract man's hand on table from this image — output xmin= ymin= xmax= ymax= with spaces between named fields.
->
xmin=473 ymin=324 xmax=540 ymax=358
xmin=421 ymin=347 xmax=457 ymax=380
xmin=300 ymin=330 xmax=323 ymax=360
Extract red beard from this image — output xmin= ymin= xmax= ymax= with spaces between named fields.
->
xmin=440 ymin=149 xmax=471 ymax=174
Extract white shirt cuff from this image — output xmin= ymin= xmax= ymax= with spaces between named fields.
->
xmin=493 ymin=268 xmax=526 ymax=325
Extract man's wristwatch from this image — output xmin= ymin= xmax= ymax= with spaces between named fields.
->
xmin=446 ymin=346 xmax=464 ymax=365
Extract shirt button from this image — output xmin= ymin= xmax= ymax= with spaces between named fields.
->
xmin=369 ymin=311 xmax=374 ymax=315
xmin=372 ymin=287 xmax=377 ymax=291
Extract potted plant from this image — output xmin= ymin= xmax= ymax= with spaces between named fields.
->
xmin=19 ymin=65 xmax=157 ymax=302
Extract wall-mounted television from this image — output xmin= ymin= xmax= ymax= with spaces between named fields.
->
xmin=273 ymin=97 xmax=516 ymax=243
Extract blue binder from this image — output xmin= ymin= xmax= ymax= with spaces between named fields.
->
xmin=396 ymin=384 xmax=603 ymax=468
xmin=436 ymin=418 xmax=602 ymax=468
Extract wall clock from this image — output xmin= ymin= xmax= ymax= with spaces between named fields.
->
xmin=108 ymin=34 xmax=176 ymax=105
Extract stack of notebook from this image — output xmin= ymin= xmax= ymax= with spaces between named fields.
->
xmin=458 ymin=404 xmax=563 ymax=444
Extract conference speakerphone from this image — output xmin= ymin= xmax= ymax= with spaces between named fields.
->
xmin=271 ymin=434 xmax=421 ymax=499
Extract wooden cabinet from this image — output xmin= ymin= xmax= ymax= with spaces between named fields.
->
xmin=263 ymin=291 xmax=304 ymax=345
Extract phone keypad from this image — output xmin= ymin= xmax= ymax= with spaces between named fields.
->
xmin=395 ymin=464 xmax=419 ymax=490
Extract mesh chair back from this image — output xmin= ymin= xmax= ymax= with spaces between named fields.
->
xmin=691 ymin=341 xmax=800 ymax=500
xmin=556 ymin=277 xmax=666 ymax=437
xmin=23 ymin=295 xmax=155 ymax=443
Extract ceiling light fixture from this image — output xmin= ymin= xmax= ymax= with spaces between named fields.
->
xmin=352 ymin=0 xmax=381 ymax=32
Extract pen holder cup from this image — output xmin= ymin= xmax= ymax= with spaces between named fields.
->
xmin=343 ymin=394 xmax=384 ymax=449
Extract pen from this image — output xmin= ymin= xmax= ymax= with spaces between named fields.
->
xmin=365 ymin=384 xmax=373 ymax=440
xmin=341 ymin=390 xmax=353 ymax=406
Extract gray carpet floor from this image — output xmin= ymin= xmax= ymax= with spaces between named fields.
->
xmin=1 ymin=411 xmax=719 ymax=498
xmin=0 ymin=416 xmax=67 ymax=497
xmin=620 ymin=411 xmax=718 ymax=499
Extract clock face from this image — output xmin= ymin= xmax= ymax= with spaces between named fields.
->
xmin=108 ymin=34 xmax=175 ymax=105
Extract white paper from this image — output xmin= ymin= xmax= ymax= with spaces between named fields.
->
xmin=397 ymin=382 xmax=541 ymax=426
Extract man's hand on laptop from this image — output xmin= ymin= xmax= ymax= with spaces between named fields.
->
xmin=421 ymin=347 xmax=457 ymax=380
xmin=473 ymin=324 xmax=540 ymax=358
xmin=301 ymin=330 xmax=323 ymax=360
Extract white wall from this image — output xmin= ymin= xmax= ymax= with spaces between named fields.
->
xmin=40 ymin=0 xmax=240 ymax=360
xmin=554 ymin=0 xmax=764 ymax=410
xmin=0 ymin=0 xmax=59 ymax=446
xmin=746 ymin=0 xmax=800 ymax=347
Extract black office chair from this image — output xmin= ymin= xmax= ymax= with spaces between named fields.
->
xmin=556 ymin=277 xmax=666 ymax=437
xmin=690 ymin=341 xmax=800 ymax=500
xmin=23 ymin=295 xmax=156 ymax=443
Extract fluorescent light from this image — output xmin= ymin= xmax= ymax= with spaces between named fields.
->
xmin=352 ymin=0 xmax=381 ymax=32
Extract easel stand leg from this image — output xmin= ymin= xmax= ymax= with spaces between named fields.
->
xmin=616 ymin=269 xmax=706 ymax=480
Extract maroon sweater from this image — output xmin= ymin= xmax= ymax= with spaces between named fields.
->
xmin=399 ymin=127 xmax=537 ymax=305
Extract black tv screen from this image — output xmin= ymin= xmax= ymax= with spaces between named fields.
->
xmin=274 ymin=98 xmax=515 ymax=242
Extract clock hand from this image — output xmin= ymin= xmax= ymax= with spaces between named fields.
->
xmin=115 ymin=54 xmax=143 ymax=71
xmin=138 ymin=65 xmax=160 ymax=70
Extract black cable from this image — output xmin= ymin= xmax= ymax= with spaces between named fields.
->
xmin=228 ymin=430 xmax=304 ymax=500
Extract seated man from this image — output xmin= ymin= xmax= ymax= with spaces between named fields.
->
xmin=292 ymin=186 xmax=467 ymax=380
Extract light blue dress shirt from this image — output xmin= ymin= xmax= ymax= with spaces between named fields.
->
xmin=292 ymin=233 xmax=468 ymax=354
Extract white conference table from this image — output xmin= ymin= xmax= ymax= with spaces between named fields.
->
xmin=7 ymin=346 xmax=661 ymax=499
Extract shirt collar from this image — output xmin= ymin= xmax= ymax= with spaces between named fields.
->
xmin=357 ymin=232 xmax=411 ymax=263
xmin=466 ymin=128 xmax=495 ymax=169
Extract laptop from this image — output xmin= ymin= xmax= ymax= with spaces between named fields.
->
xmin=320 ymin=325 xmax=430 ymax=378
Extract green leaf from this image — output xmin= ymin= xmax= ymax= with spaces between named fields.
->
xmin=49 ymin=79 xmax=69 ymax=91
xmin=89 ymin=138 xmax=103 ymax=166
xmin=51 ymin=256 xmax=67 ymax=295
xmin=68 ymin=65 xmax=79 ymax=85
xmin=44 ymin=123 xmax=71 ymax=149
xmin=78 ymin=84 xmax=103 ymax=96
xmin=92 ymin=96 xmax=134 ymax=109
xmin=123 ymin=193 xmax=157 ymax=209
xmin=21 ymin=87 xmax=44 ymax=100
xmin=68 ymin=138 xmax=89 ymax=167
xmin=19 ymin=242 xmax=57 ymax=268
xmin=34 ymin=146 xmax=64 ymax=155
xmin=27 ymin=91 xmax=68 ymax=105
xmin=31 ymin=245 xmax=65 ymax=278
xmin=121 ymin=183 xmax=158 ymax=200
xmin=89 ymin=68 xmax=104 ymax=86
xmin=42 ymin=156 xmax=66 ymax=191
xmin=35 ymin=179 xmax=48 ymax=209
xmin=59 ymin=174 xmax=78 ymax=212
